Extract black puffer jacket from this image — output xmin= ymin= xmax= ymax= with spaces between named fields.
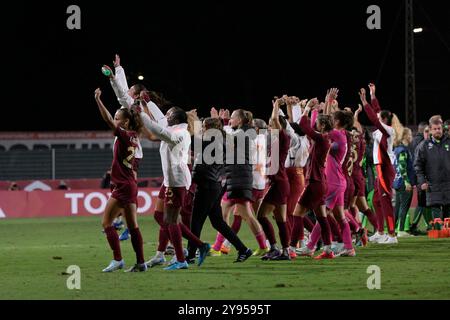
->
xmin=192 ymin=133 xmax=225 ymax=185
xmin=410 ymin=133 xmax=424 ymax=156
xmin=414 ymin=136 xmax=450 ymax=206
xmin=225 ymin=125 xmax=256 ymax=201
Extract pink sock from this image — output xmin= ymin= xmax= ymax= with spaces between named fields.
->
xmin=338 ymin=218 xmax=353 ymax=250
xmin=255 ymin=231 xmax=267 ymax=249
xmin=307 ymin=223 xmax=322 ymax=250
xmin=231 ymin=215 xmax=242 ymax=234
xmin=213 ymin=233 xmax=225 ymax=251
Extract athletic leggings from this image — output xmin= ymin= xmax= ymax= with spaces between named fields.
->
xmin=394 ymin=186 xmax=413 ymax=231
xmin=187 ymin=181 xmax=247 ymax=259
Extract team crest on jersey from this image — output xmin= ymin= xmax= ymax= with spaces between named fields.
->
xmin=428 ymin=142 xmax=433 ymax=150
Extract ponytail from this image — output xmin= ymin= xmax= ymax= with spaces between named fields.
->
xmin=391 ymin=113 xmax=404 ymax=147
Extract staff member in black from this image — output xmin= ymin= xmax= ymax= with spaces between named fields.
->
xmin=187 ymin=117 xmax=253 ymax=263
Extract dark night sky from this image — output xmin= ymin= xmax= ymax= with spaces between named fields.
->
xmin=4 ymin=0 xmax=450 ymax=131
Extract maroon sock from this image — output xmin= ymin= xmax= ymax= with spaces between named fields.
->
xmin=168 ymin=224 xmax=185 ymax=262
xmin=154 ymin=210 xmax=164 ymax=226
xmin=181 ymin=213 xmax=192 ymax=229
xmin=290 ymin=216 xmax=304 ymax=247
xmin=105 ymin=226 xmax=122 ymax=261
xmin=258 ymin=216 xmax=276 ymax=245
xmin=363 ymin=208 xmax=378 ymax=231
xmin=316 ymin=216 xmax=332 ymax=246
xmin=345 ymin=211 xmax=360 ymax=233
xmin=303 ymin=215 xmax=315 ymax=232
xmin=373 ymin=190 xmax=385 ymax=233
xmin=327 ymin=215 xmax=343 ymax=242
xmin=179 ymin=222 xmax=203 ymax=247
xmin=287 ymin=214 xmax=294 ymax=234
xmin=231 ymin=215 xmax=242 ymax=234
xmin=129 ymin=228 xmax=145 ymax=264
xmin=157 ymin=226 xmax=170 ymax=252
xmin=276 ymin=221 xmax=290 ymax=249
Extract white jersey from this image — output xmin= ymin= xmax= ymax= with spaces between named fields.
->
xmin=140 ymin=113 xmax=191 ymax=189
xmin=110 ymin=66 xmax=168 ymax=160
xmin=253 ymin=133 xmax=267 ymax=190
xmin=372 ymin=123 xmax=396 ymax=165
xmin=286 ymin=135 xmax=310 ymax=168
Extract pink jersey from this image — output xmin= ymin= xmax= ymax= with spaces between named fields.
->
xmin=111 ymin=127 xmax=139 ymax=185
xmin=325 ymin=129 xmax=347 ymax=186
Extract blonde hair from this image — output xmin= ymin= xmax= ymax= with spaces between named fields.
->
xmin=187 ymin=110 xmax=200 ymax=136
xmin=401 ymin=127 xmax=412 ymax=146
xmin=391 ymin=113 xmax=404 ymax=147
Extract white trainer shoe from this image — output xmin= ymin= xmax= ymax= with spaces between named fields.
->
xmin=369 ymin=232 xmax=385 ymax=243
xmin=397 ymin=231 xmax=412 ymax=238
xmin=379 ymin=235 xmax=398 ymax=244
xmin=331 ymin=242 xmax=345 ymax=255
xmin=102 ymin=259 xmax=125 ymax=272
xmin=145 ymin=252 xmax=166 ymax=268
xmin=295 ymin=246 xmax=315 ymax=257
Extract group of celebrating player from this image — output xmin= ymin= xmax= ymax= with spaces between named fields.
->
xmin=95 ymin=55 xmax=403 ymax=272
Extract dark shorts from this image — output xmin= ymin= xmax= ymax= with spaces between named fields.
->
xmin=111 ymin=182 xmax=138 ymax=207
xmin=298 ymin=181 xmax=327 ymax=210
xmin=222 ymin=191 xmax=251 ymax=205
xmin=158 ymin=185 xmax=166 ymax=200
xmin=344 ymin=175 xmax=355 ymax=209
xmin=352 ymin=170 xmax=366 ymax=198
xmin=263 ymin=179 xmax=290 ymax=206
xmin=163 ymin=187 xmax=187 ymax=209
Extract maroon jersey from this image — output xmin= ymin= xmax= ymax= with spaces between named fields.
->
xmin=268 ymin=129 xmax=290 ymax=183
xmin=300 ymin=115 xmax=331 ymax=182
xmin=111 ymin=127 xmax=139 ymax=185
xmin=343 ymin=131 xmax=357 ymax=178
xmin=352 ymin=133 xmax=366 ymax=175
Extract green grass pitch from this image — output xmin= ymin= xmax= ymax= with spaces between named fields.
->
xmin=0 ymin=216 xmax=449 ymax=300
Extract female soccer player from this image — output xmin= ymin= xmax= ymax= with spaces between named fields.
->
xmin=140 ymin=105 xmax=210 ymax=270
xmin=211 ymin=109 xmax=268 ymax=255
xmin=393 ymin=127 xmax=415 ymax=237
xmin=94 ymin=88 xmax=147 ymax=273
xmin=291 ymin=99 xmax=335 ymax=260
xmin=187 ymin=117 xmax=252 ymax=262
xmin=359 ymin=84 xmax=398 ymax=244
xmin=257 ymin=99 xmax=292 ymax=261
xmin=216 ymin=118 xmax=269 ymax=256
xmin=349 ymin=106 xmax=379 ymax=237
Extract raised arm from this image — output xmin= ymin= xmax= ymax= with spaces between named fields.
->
xmin=270 ymin=99 xmax=283 ymax=130
xmin=94 ymin=88 xmax=115 ymax=130
xmin=300 ymin=99 xmax=323 ymax=142
xmin=359 ymin=87 xmax=389 ymax=136
xmin=368 ymin=83 xmax=381 ymax=113
xmin=324 ymin=88 xmax=339 ymax=115
xmin=140 ymin=107 xmax=183 ymax=148
xmin=353 ymin=104 xmax=364 ymax=134
xmin=102 ymin=54 xmax=133 ymax=109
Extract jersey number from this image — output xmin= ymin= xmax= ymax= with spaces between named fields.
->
xmin=123 ymin=146 xmax=136 ymax=169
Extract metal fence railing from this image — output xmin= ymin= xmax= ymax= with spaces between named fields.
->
xmin=0 ymin=148 xmax=162 ymax=181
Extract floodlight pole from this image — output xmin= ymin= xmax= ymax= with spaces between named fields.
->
xmin=405 ymin=0 xmax=417 ymax=126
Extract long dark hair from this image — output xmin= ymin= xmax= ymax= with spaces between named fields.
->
xmin=119 ymin=106 xmax=143 ymax=133
xmin=317 ymin=114 xmax=333 ymax=132
xmin=380 ymin=110 xmax=393 ymax=126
